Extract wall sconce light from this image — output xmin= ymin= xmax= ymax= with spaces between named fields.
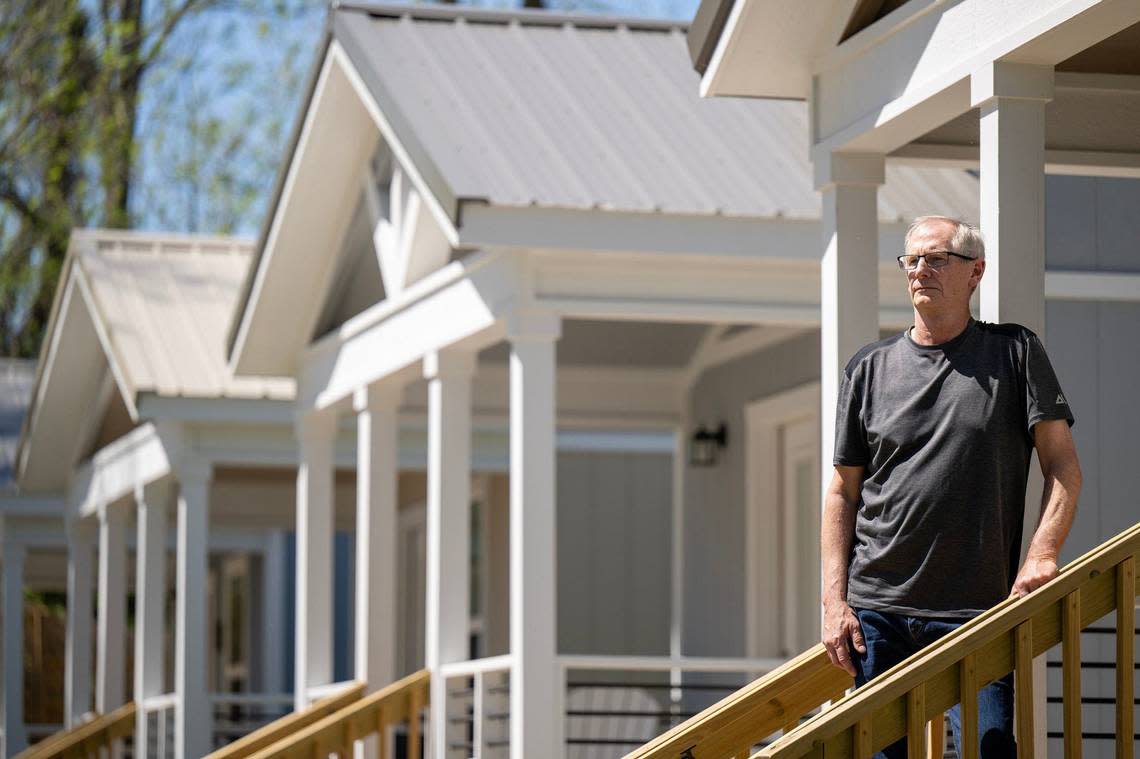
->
xmin=689 ymin=423 xmax=727 ymax=467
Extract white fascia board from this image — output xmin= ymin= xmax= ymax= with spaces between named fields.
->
xmin=136 ymin=394 xmax=296 ymax=426
xmin=71 ymin=422 xmax=173 ymax=519
xmin=532 ymin=250 xmax=914 ymax=326
xmin=72 ymin=258 xmax=138 ymax=421
xmin=329 ymin=42 xmax=459 ymax=250
xmin=16 ymin=272 xmax=80 ymax=488
xmin=230 ymin=44 xmax=379 ymax=378
xmin=18 ymin=266 xmax=120 ymax=493
xmin=458 ymin=204 xmax=822 ymax=258
xmin=699 ymin=0 xmax=841 ymax=99
xmin=812 ymin=0 xmax=1140 ymax=155
xmin=298 ymin=250 xmax=517 ymax=412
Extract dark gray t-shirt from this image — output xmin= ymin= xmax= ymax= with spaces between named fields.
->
xmin=834 ymin=319 xmax=1074 ymax=618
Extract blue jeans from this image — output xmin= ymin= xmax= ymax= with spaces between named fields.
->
xmin=853 ymin=608 xmax=1016 ymax=759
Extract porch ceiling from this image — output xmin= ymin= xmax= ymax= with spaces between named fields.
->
xmin=1059 ymin=20 xmax=1140 ymax=75
xmin=899 ymin=71 xmax=1140 ymax=157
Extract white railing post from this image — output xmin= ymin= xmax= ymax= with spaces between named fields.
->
xmin=2 ymin=539 xmax=27 ymax=757
xmin=294 ymin=409 xmax=337 ymax=711
xmin=135 ymin=479 xmax=171 ymax=759
xmin=175 ymin=461 xmax=212 ymax=759
xmin=65 ymin=519 xmax=95 ymax=728
xmin=423 ymin=349 xmax=476 ymax=759
xmin=507 ymin=313 xmax=562 ymax=759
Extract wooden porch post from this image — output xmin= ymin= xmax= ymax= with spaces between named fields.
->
xmin=972 ymin=61 xmax=1054 ymax=759
xmin=65 ymin=520 xmax=95 ymax=728
xmin=507 ymin=314 xmax=562 ymax=759
xmin=2 ymin=539 xmax=27 ymax=757
xmin=175 ymin=462 xmax=212 ymax=759
xmin=294 ymin=410 xmax=337 ymax=711
xmin=423 ymin=349 xmax=475 ymax=759
xmin=135 ymin=479 xmax=171 ymax=757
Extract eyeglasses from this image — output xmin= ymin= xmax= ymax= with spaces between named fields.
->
xmin=897 ymin=250 xmax=977 ymax=271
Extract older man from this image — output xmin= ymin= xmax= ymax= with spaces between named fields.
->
xmin=821 ymin=216 xmax=1082 ymax=759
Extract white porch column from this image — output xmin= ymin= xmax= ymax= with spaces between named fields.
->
xmin=816 ymin=153 xmax=884 ymax=485
xmin=506 ymin=314 xmax=562 ymax=759
xmin=2 ymin=540 xmax=27 ymax=757
xmin=261 ymin=530 xmax=288 ymax=697
xmin=971 ymin=62 xmax=1053 ymax=335
xmin=352 ymin=382 xmax=402 ymax=759
xmin=423 ymin=350 xmax=476 ymax=759
xmin=971 ymin=62 xmax=1053 ymax=759
xmin=354 ymin=383 xmax=402 ymax=691
xmin=96 ymin=501 xmax=129 ymax=720
xmin=294 ymin=410 xmax=337 ymax=710
xmin=174 ymin=462 xmax=212 ymax=759
xmin=135 ymin=479 xmax=171 ymax=757
xmin=65 ymin=520 xmax=95 ymax=727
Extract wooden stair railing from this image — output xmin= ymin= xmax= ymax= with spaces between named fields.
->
xmin=241 ymin=669 xmax=429 ymax=759
xmin=626 ymin=520 xmax=1139 ymax=759
xmin=13 ymin=702 xmax=136 ymax=759
xmin=206 ymin=682 xmax=366 ymax=759
xmin=621 ymin=645 xmax=852 ymax=759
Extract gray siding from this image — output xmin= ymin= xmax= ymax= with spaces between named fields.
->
xmin=557 ymin=451 xmax=672 ymax=656
xmin=683 ymin=330 xmax=822 ymax=657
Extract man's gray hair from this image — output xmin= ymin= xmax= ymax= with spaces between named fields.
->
xmin=905 ymin=216 xmax=986 ymax=260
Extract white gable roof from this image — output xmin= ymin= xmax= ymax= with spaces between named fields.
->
xmin=17 ymin=230 xmax=294 ymax=492
xmin=75 ymin=231 xmax=294 ymax=401
xmin=228 ymin=2 xmax=980 ymax=376
xmin=333 ymin=2 xmax=978 ymax=222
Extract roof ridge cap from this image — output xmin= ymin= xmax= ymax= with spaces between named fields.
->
xmin=76 ymin=228 xmax=255 ymax=256
xmin=331 ymin=0 xmax=688 ymax=32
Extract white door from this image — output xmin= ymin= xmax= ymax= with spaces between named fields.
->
xmin=780 ymin=415 xmax=820 ymax=656
xmin=744 ymin=383 xmax=820 ymax=659
xmin=398 ymin=506 xmax=426 ymax=677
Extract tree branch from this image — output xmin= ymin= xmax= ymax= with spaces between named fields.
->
xmin=138 ymin=0 xmax=215 ymax=73
xmin=0 ymin=173 xmax=45 ymax=231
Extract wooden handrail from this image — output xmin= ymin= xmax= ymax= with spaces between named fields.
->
xmin=244 ymin=669 xmax=430 ymax=759
xmin=206 ymin=681 xmax=366 ymax=759
xmin=759 ymin=521 xmax=1138 ymax=759
xmin=13 ymin=702 xmax=136 ymax=759
xmin=626 ymin=520 xmax=1140 ymax=759
xmin=622 ymin=645 xmax=851 ymax=758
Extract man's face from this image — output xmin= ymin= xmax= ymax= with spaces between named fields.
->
xmin=904 ymin=220 xmax=985 ymax=313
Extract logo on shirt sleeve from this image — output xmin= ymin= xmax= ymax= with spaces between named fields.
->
xmin=1056 ymin=393 xmax=1067 ymax=405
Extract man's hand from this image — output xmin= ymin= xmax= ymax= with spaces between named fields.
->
xmin=1010 ymin=555 xmax=1059 ymax=598
xmin=822 ymin=601 xmax=865 ymax=676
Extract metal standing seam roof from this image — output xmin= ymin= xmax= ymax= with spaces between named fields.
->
xmin=332 ymin=2 xmax=980 ymax=222
xmin=74 ymin=231 xmax=295 ymax=402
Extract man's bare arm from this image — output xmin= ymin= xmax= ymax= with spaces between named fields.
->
xmin=821 ymin=465 xmax=865 ymax=675
xmin=1011 ymin=419 xmax=1082 ymax=597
